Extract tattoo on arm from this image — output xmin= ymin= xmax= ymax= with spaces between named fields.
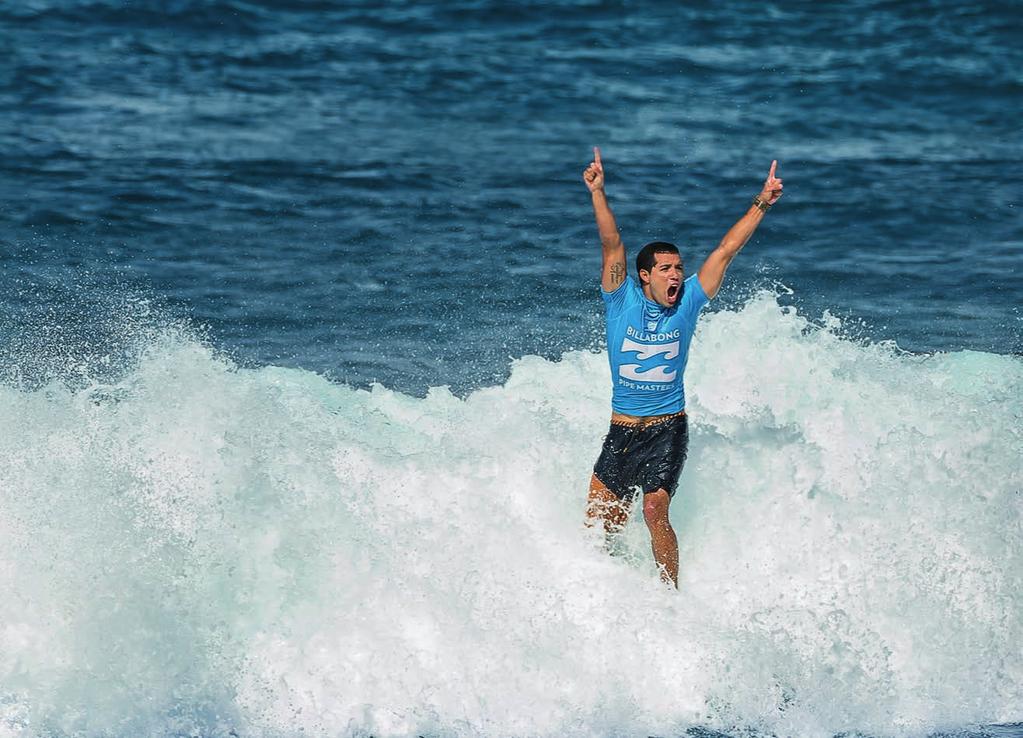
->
xmin=610 ymin=262 xmax=625 ymax=285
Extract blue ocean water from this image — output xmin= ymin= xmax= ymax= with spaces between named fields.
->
xmin=2 ymin=0 xmax=1021 ymax=393
xmin=1 ymin=2 xmax=1021 ymax=737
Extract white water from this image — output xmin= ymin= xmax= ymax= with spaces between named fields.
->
xmin=1 ymin=292 xmax=1021 ymax=737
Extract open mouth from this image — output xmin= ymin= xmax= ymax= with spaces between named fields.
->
xmin=666 ymin=283 xmax=680 ymax=301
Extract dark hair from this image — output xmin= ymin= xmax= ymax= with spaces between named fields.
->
xmin=636 ymin=241 xmax=681 ymax=278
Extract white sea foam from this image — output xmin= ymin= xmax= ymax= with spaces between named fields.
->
xmin=1 ymin=292 xmax=1020 ymax=737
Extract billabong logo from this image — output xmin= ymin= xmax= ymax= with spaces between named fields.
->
xmin=619 ymin=336 xmax=679 ymax=383
xmin=620 ymin=336 xmax=679 ymax=361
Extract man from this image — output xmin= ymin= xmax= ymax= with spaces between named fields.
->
xmin=583 ymin=147 xmax=783 ymax=587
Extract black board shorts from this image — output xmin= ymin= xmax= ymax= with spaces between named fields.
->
xmin=593 ymin=411 xmax=689 ymax=503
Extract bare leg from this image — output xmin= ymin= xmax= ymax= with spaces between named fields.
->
xmin=642 ymin=489 xmax=678 ymax=587
xmin=586 ymin=473 xmax=632 ymax=543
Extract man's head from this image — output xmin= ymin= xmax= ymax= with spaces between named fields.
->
xmin=636 ymin=241 xmax=684 ymax=307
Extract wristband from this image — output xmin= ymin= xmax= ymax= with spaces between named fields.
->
xmin=752 ymin=195 xmax=771 ymax=213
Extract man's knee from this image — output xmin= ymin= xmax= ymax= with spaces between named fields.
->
xmin=588 ymin=474 xmax=630 ymax=530
xmin=642 ymin=489 xmax=671 ymax=527
xmin=588 ymin=474 xmax=616 ymax=508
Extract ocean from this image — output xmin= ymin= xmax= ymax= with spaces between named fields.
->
xmin=0 ymin=1 xmax=1021 ymax=736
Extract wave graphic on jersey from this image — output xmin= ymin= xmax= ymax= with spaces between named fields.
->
xmin=619 ymin=364 xmax=677 ymax=382
xmin=618 ymin=336 xmax=679 ymax=382
xmin=620 ymin=336 xmax=679 ymax=361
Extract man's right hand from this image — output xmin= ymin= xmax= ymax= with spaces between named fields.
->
xmin=587 ymin=146 xmax=626 ymax=291
xmin=583 ymin=146 xmax=604 ymax=193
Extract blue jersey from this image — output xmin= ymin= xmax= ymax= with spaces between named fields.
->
xmin=602 ymin=274 xmax=709 ymax=415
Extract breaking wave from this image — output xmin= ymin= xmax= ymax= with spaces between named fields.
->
xmin=1 ymin=292 xmax=1020 ymax=737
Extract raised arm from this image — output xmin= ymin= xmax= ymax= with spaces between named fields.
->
xmin=583 ymin=147 xmax=627 ymax=292
xmin=697 ymin=160 xmax=784 ymax=299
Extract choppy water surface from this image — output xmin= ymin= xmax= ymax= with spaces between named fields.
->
xmin=2 ymin=0 xmax=1021 ymax=392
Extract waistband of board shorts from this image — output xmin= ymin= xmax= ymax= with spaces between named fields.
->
xmin=609 ymin=410 xmax=686 ymax=428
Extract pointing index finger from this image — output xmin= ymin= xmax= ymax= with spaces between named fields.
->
xmin=594 ymin=147 xmax=602 ymax=168
xmin=768 ymin=160 xmax=777 ymax=179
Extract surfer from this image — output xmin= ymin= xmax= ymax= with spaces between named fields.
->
xmin=582 ymin=147 xmax=783 ymax=587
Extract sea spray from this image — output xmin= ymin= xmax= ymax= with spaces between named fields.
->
xmin=1 ymin=292 xmax=1020 ymax=737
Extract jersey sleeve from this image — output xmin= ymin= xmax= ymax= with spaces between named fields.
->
xmin=680 ymin=273 xmax=709 ymax=322
xmin=601 ymin=275 xmax=637 ymax=314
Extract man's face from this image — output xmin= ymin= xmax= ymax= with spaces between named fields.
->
xmin=640 ymin=252 xmax=684 ymax=307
